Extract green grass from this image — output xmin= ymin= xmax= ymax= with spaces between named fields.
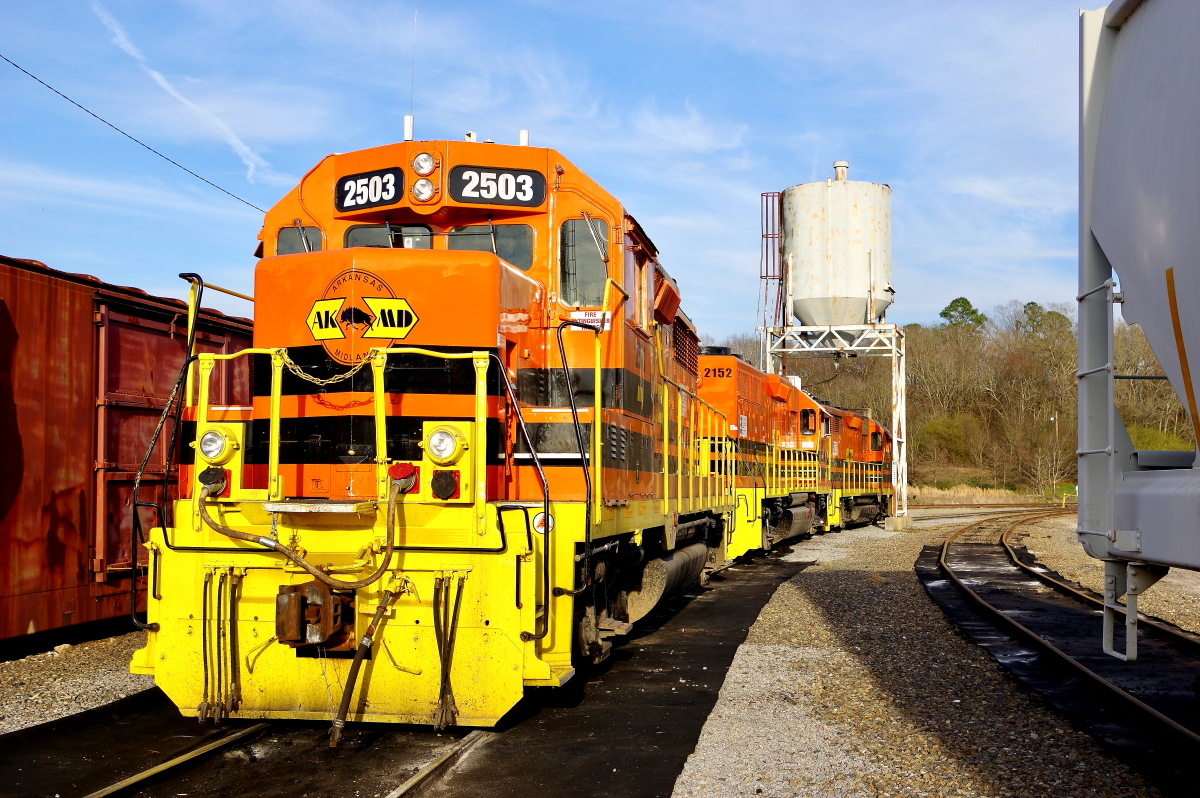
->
xmin=1050 ymin=483 xmax=1077 ymax=500
xmin=1127 ymin=425 xmax=1193 ymax=451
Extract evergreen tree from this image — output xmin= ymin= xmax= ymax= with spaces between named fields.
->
xmin=939 ymin=297 xmax=988 ymax=329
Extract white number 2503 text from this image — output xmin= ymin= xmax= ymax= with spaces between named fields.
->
xmin=342 ymin=173 xmax=396 ymax=208
xmin=459 ymin=170 xmax=534 ymax=202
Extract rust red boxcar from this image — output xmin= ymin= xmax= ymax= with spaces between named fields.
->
xmin=0 ymin=255 xmax=251 ymax=641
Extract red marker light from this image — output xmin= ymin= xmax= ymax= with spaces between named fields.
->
xmin=389 ymin=463 xmax=420 ymax=493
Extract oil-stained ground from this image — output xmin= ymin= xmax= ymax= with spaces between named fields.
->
xmin=408 ymin=556 xmax=805 ymax=798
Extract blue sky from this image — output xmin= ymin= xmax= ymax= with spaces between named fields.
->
xmin=0 ymin=1 xmax=1086 ymax=336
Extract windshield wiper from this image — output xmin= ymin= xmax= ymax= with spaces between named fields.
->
xmin=580 ymin=210 xmax=608 ymax=264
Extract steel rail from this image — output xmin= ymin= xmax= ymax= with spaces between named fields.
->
xmin=999 ymin=515 xmax=1200 ymax=649
xmin=382 ymin=730 xmax=488 ymax=797
xmin=913 ymin=508 xmax=1074 ymax=522
xmin=930 ymin=508 xmax=1060 ymax=547
xmin=911 ymin=502 xmax=1077 ymax=509
xmin=938 ymin=510 xmax=1200 ymax=751
xmin=943 ymin=509 xmax=1071 ymax=544
xmin=81 ymin=722 xmax=269 ymax=798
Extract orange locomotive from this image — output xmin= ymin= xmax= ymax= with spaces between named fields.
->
xmin=696 ymin=346 xmax=894 ymax=556
xmin=132 ymin=136 xmax=891 ymax=736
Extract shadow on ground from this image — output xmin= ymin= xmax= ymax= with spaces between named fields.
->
xmin=759 ymin=522 xmax=1161 ymax=797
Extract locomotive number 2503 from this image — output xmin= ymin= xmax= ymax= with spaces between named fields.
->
xmin=335 ymin=167 xmax=403 ymax=212
xmin=449 ymin=165 xmax=546 ymax=207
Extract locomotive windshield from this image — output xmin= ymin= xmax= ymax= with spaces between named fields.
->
xmin=800 ymin=409 xmax=816 ymax=435
xmin=345 ymin=224 xmax=432 ymax=249
xmin=277 ymin=225 xmax=323 ymax=255
xmin=559 ymin=218 xmax=607 ymax=306
xmin=448 ymin=223 xmax=534 ymax=271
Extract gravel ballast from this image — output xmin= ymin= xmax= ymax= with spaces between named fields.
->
xmin=0 ymin=512 xmax=1180 ymax=796
xmin=673 ymin=514 xmax=1158 ymax=798
xmin=0 ymin=631 xmax=152 ymax=734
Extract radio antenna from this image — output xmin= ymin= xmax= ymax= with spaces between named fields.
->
xmin=409 ymin=10 xmax=418 ymax=118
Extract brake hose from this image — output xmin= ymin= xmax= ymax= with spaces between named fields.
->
xmin=329 ymin=587 xmax=398 ymax=747
xmin=197 ymin=479 xmax=405 ymax=590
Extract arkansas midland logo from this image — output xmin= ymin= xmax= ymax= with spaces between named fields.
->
xmin=306 ymin=269 xmax=418 ymax=364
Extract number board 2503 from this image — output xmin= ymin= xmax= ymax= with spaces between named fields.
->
xmin=449 ymin=165 xmax=546 ymax=207
xmin=335 ymin=167 xmax=403 ymax=212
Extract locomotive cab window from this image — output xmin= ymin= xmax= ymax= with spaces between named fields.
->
xmin=560 ymin=218 xmax=608 ymax=306
xmin=345 ymin=224 xmax=432 ymax=249
xmin=822 ymin=416 xmax=830 ymax=436
xmin=448 ymin=224 xmax=534 ymax=271
xmin=800 ymin=409 xmax=816 ymax=435
xmin=277 ymin=226 xmax=323 ymax=255
xmin=871 ymin=431 xmax=883 ymax=452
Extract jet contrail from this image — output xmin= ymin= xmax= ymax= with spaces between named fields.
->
xmin=91 ymin=1 xmax=270 ymax=183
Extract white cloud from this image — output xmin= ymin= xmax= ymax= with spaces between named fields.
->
xmin=631 ymin=102 xmax=745 ymax=153
xmin=91 ymin=1 xmax=145 ymax=60
xmin=941 ymin=175 xmax=1075 ymax=216
xmin=5 ymin=0 xmax=1087 ymax=337
xmin=0 ymin=159 xmax=260 ymax=223
xmin=90 ymin=1 xmax=287 ymax=185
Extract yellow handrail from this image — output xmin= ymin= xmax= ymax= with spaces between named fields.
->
xmin=193 ymin=337 xmax=736 ymax=540
xmin=593 ymin=332 xmax=602 ymax=534
xmin=194 ymin=346 xmax=492 ymax=515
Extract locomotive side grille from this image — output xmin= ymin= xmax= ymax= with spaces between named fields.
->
xmin=672 ymin=323 xmax=698 ymax=377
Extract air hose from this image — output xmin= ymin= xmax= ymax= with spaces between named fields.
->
xmin=197 ymin=478 xmax=407 ymax=590
xmin=329 ymin=587 xmax=398 ymax=747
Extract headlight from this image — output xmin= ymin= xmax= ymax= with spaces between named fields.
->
xmin=199 ymin=430 xmax=226 ymax=460
xmin=425 ymin=427 xmax=464 ymax=465
xmin=412 ymin=178 xmax=435 ymax=201
xmin=412 ymin=152 xmax=435 ymax=176
xmin=428 ymin=430 xmax=456 ymax=460
xmin=197 ymin=427 xmax=237 ymax=464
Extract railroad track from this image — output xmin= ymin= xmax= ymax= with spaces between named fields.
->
xmin=910 ymin=502 xmax=1078 ymax=509
xmin=910 ymin=507 xmax=1071 ymax=522
xmin=917 ymin=507 xmax=1200 ymax=795
xmin=80 ymin=722 xmax=271 ymax=798
xmin=71 ymin=721 xmax=478 ymax=798
xmin=5 ymin=685 xmax=475 ymax=798
xmin=10 ymin=553 xmax=802 ymax=798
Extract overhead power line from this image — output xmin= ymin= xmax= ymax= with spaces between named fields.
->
xmin=0 ymin=52 xmax=266 ymax=213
